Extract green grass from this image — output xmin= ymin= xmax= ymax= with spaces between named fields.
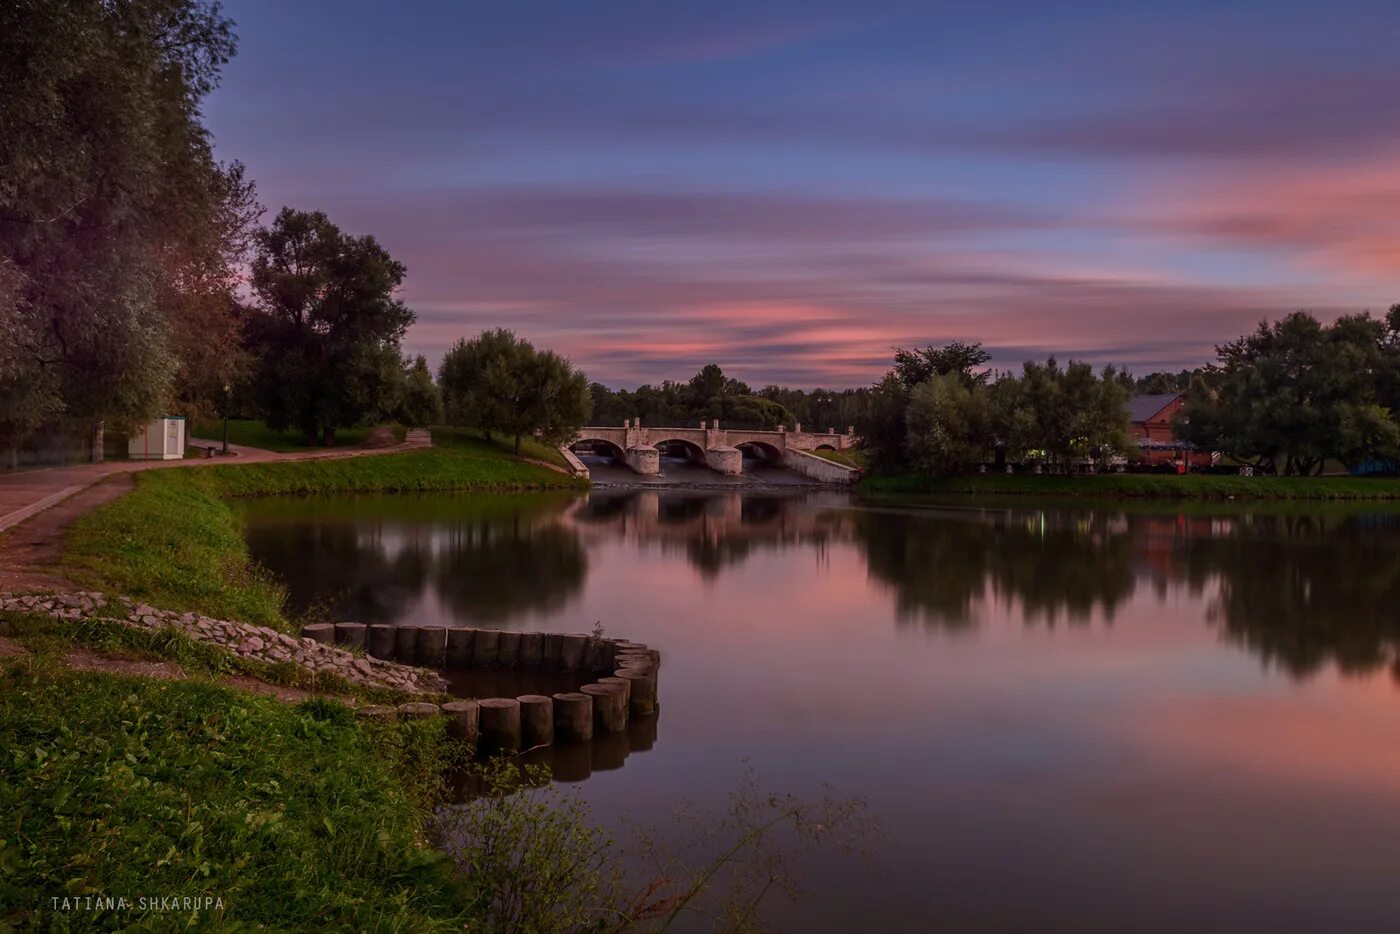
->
xmin=187 ymin=418 xmax=406 ymax=452
xmin=63 ymin=439 xmax=586 ymax=631
xmin=809 ymin=448 xmax=867 ymax=469
xmin=860 ymin=471 xmax=1400 ymax=500
xmin=0 ymin=614 xmax=474 ymax=931
xmin=431 ymin=425 xmax=570 ymax=469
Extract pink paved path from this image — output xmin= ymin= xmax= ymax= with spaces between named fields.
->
xmin=0 ymin=430 xmax=431 ymax=534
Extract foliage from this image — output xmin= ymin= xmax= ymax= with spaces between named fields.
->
xmin=64 ymin=441 xmax=584 ymax=630
xmin=992 ymin=358 xmax=1133 ymax=469
xmin=0 ymin=0 xmax=256 ymax=446
xmin=860 ymin=471 xmax=1400 ymax=499
xmin=439 ymin=329 xmax=591 ymax=454
xmin=589 ymin=364 xmax=843 ymax=431
xmin=0 ymin=659 xmax=472 ymax=931
xmin=891 ymin=340 xmax=991 ymax=389
xmin=905 ymin=373 xmax=993 ymax=474
xmin=1181 ymin=311 xmax=1400 ymax=475
xmin=188 ymin=418 xmax=402 ymax=452
xmin=436 ymin=760 xmax=627 ymax=934
xmin=245 ymin=207 xmax=414 ymax=445
xmin=399 ymin=354 xmax=443 ymax=428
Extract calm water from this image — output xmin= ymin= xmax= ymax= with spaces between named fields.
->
xmin=243 ymin=490 xmax=1400 ymax=932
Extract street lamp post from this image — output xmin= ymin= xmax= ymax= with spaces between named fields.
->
xmin=222 ymin=383 xmax=231 ymax=455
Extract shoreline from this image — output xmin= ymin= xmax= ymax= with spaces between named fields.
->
xmin=858 ymin=472 xmax=1400 ymax=501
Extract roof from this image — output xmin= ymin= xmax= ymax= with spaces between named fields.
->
xmin=1127 ymin=393 xmax=1181 ymax=423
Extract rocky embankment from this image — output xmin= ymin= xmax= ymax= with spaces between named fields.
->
xmin=0 ymin=591 xmax=445 ymax=693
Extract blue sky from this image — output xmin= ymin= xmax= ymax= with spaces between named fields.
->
xmin=204 ymin=0 xmax=1400 ymax=387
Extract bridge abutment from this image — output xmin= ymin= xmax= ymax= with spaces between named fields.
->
xmin=624 ymin=445 xmax=660 ymax=475
xmin=703 ymin=446 xmax=742 ymax=475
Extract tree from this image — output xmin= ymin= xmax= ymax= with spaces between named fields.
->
xmin=1181 ymin=312 xmax=1400 ymax=474
xmin=892 ymin=341 xmax=991 ymax=389
xmin=905 ymin=373 xmax=992 ymax=474
xmin=439 ymin=330 xmax=591 ymax=453
xmin=245 ymin=208 xmax=414 ymax=445
xmin=986 ymin=359 xmax=1131 ymax=470
xmin=0 ymin=0 xmax=254 ymax=453
xmin=398 ymin=355 xmax=442 ymax=428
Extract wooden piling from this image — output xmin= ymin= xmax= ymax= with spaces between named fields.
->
xmin=598 ymin=676 xmax=632 ymax=706
xmin=367 ymin=624 xmax=396 ymax=659
xmin=517 ymin=694 xmax=554 ymax=748
xmin=478 ymin=698 xmax=522 ymax=755
xmin=471 ymin=629 xmax=501 ymax=668
xmin=519 ymin=632 xmax=544 ymax=668
xmin=581 ymin=683 xmax=627 ymax=733
xmin=397 ymin=702 xmax=440 ymax=720
xmin=416 ymin=626 xmax=447 ymax=668
xmin=551 ymin=692 xmax=594 ymax=743
xmin=559 ymin=634 xmax=589 ymax=671
xmin=582 ymin=637 xmax=615 ymax=672
xmin=613 ymin=669 xmax=656 ymax=716
xmin=394 ymin=625 xmax=419 ymax=664
xmin=442 ymin=700 xmax=480 ymax=743
xmin=334 ymin=622 xmax=367 ymax=650
xmin=498 ymin=631 xmax=522 ymax=667
xmin=446 ymin=628 xmax=473 ymax=667
xmin=542 ymin=633 xmax=564 ymax=670
xmin=302 ymin=623 xmax=335 ymax=645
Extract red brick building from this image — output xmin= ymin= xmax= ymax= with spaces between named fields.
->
xmin=1127 ymin=394 xmax=1214 ymax=469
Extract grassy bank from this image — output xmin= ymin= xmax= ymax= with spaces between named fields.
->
xmin=187 ymin=418 xmax=406 ymax=452
xmin=64 ymin=437 xmax=586 ymax=631
xmin=0 ymin=612 xmax=473 ymax=930
xmin=860 ymin=471 xmax=1400 ymax=499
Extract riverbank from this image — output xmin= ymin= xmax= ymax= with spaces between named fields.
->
xmin=53 ymin=436 xmax=584 ymax=632
xmin=0 ymin=609 xmax=475 ymax=930
xmin=0 ymin=437 xmax=590 ymax=929
xmin=860 ymin=471 xmax=1400 ymax=499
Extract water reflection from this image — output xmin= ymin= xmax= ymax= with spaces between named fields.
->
xmin=244 ymin=491 xmax=1400 ymax=683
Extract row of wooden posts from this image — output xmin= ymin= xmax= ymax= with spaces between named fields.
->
xmin=300 ymin=622 xmax=660 ymax=755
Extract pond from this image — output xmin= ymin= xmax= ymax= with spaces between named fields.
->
xmin=242 ymin=489 xmax=1400 ymax=932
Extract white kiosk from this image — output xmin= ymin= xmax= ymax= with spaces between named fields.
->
xmin=128 ymin=416 xmax=186 ymax=460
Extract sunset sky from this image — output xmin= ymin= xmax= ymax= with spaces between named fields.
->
xmin=205 ymin=0 xmax=1400 ymax=388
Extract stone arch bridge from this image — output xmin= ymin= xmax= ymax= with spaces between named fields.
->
xmin=567 ymin=420 xmax=861 ymax=483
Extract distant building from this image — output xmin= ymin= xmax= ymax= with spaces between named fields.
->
xmin=1127 ymin=394 xmax=1212 ymax=469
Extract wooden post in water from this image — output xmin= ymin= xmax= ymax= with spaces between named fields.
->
xmin=542 ymin=633 xmax=565 ymax=670
xmin=517 ymin=694 xmax=554 ymax=748
xmin=302 ymin=623 xmax=335 ymax=645
xmin=334 ymin=622 xmax=366 ymax=650
xmin=472 ymin=629 xmax=501 ymax=668
xmin=581 ymin=683 xmax=627 ymax=733
xmin=416 ymin=626 xmax=446 ymax=668
xmin=442 ymin=700 xmax=480 ymax=743
xmin=498 ymin=631 xmax=522 ymax=667
xmin=552 ymin=692 xmax=594 ymax=742
xmin=446 ymin=628 xmax=473 ymax=667
xmin=519 ymin=632 xmax=544 ymax=668
xmin=559 ymin=634 xmax=589 ymax=671
xmin=394 ymin=625 xmax=419 ymax=664
xmin=477 ymin=698 xmax=522 ymax=754
xmin=367 ymin=624 xmax=396 ymax=659
xmin=613 ymin=669 xmax=656 ymax=716
xmin=598 ymin=675 xmax=632 ymax=706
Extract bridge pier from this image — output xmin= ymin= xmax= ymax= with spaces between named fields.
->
xmin=624 ymin=445 xmax=659 ymax=475
xmin=703 ymin=446 xmax=742 ymax=475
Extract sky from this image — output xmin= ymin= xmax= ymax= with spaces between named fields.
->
xmin=203 ymin=0 xmax=1400 ymax=388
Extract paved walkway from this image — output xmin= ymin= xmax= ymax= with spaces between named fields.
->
xmin=0 ymin=429 xmax=432 ymax=534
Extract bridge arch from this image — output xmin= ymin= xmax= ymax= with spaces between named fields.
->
xmin=736 ymin=440 xmax=784 ymax=463
xmin=652 ymin=438 xmax=706 ymax=462
xmin=814 ymin=443 xmax=836 ymax=452
xmin=569 ymin=438 xmax=625 ymax=461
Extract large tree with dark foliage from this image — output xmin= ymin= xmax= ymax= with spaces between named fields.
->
xmin=1181 ymin=311 xmax=1400 ymax=474
xmin=0 ymin=0 xmax=257 ymax=455
xmin=245 ymin=208 xmax=414 ymax=445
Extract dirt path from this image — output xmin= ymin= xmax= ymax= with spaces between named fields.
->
xmin=0 ymin=430 xmax=432 ymax=593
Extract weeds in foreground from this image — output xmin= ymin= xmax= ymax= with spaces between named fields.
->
xmin=435 ymin=758 xmax=879 ymax=934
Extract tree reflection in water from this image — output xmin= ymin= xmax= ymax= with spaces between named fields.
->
xmin=245 ymin=491 xmax=1400 ymax=683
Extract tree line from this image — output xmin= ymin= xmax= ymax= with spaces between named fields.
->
xmin=0 ymin=0 xmax=591 ymax=456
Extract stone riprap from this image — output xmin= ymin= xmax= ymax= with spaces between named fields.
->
xmin=0 ymin=591 xmax=446 ymax=693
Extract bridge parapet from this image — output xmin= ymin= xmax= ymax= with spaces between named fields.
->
xmin=570 ymin=423 xmax=860 ymax=481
